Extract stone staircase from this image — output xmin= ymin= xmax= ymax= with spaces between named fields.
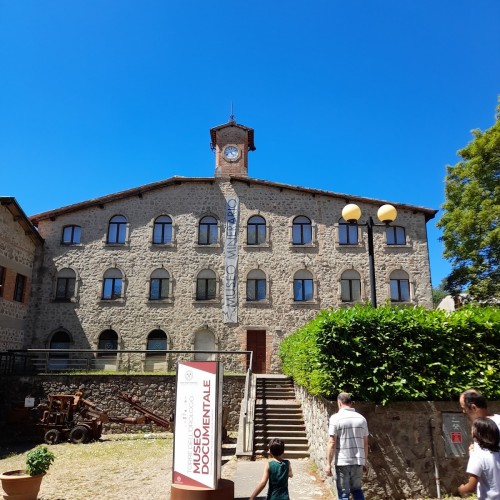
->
xmin=253 ymin=375 xmax=310 ymax=459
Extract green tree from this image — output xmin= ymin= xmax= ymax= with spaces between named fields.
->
xmin=432 ymin=278 xmax=448 ymax=308
xmin=437 ymin=104 xmax=500 ymax=301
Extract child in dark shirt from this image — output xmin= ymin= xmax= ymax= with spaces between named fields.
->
xmin=250 ymin=438 xmax=293 ymax=500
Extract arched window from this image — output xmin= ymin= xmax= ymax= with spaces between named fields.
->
xmin=145 ymin=330 xmax=168 ymax=371
xmin=153 ymin=216 xmax=172 ymax=244
xmin=98 ymin=329 xmax=118 ymax=351
xmin=147 ymin=330 xmax=168 ymax=351
xmin=339 ymin=221 xmax=358 ymax=245
xmin=247 ymin=215 xmax=266 ymax=245
xmin=62 ymin=225 xmax=81 ymax=245
xmin=95 ymin=330 xmax=119 ymax=370
xmin=386 ymin=226 xmax=406 ymax=245
xmin=196 ymin=270 xmax=217 ymax=300
xmin=102 ymin=269 xmax=123 ymax=300
xmin=293 ymin=270 xmax=314 ymax=301
xmin=390 ymin=270 xmax=410 ymax=302
xmin=107 ymin=215 xmax=127 ymax=244
xmin=246 ymin=269 xmax=267 ymax=302
xmin=194 ymin=330 xmax=216 ymax=361
xmin=341 ymin=270 xmax=361 ymax=302
xmin=292 ymin=216 xmax=312 ymax=245
xmin=198 ymin=216 xmax=218 ymax=245
xmin=48 ymin=331 xmax=71 ymax=370
xmin=149 ymin=269 xmax=170 ymax=300
xmin=55 ymin=268 xmax=76 ymax=301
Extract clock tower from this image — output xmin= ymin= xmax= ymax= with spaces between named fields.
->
xmin=210 ymin=119 xmax=255 ymax=177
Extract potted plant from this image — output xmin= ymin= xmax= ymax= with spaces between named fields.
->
xmin=0 ymin=445 xmax=55 ymax=500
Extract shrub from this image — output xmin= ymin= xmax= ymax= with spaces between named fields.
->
xmin=279 ymin=305 xmax=500 ymax=404
xmin=25 ymin=446 xmax=55 ymax=476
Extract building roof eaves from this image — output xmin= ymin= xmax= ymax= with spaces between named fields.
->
xmin=29 ymin=176 xmax=216 ymax=223
xmin=228 ymin=175 xmax=438 ymax=221
xmin=0 ymin=196 xmax=44 ymax=245
xmin=28 ymin=173 xmax=438 ymax=224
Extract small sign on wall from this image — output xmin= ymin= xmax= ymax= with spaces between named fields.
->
xmin=24 ymin=397 xmax=35 ymax=408
xmin=442 ymin=412 xmax=469 ymax=457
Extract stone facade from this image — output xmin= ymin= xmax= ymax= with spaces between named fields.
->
xmin=22 ymin=120 xmax=436 ymax=373
xmin=0 ymin=198 xmax=43 ymax=350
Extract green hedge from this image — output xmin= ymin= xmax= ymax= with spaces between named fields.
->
xmin=279 ymin=305 xmax=500 ymax=404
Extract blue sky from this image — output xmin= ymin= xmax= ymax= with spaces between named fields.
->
xmin=1 ymin=1 xmax=499 ymax=288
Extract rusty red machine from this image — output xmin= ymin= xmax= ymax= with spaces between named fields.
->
xmin=34 ymin=391 xmax=171 ymax=444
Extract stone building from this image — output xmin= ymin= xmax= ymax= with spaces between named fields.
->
xmin=25 ymin=119 xmax=436 ymax=373
xmin=0 ymin=197 xmax=44 ymax=350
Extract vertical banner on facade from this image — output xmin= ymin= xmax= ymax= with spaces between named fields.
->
xmin=172 ymin=362 xmax=223 ymax=489
xmin=224 ymin=195 xmax=239 ymax=324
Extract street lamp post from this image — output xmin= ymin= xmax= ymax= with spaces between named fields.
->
xmin=341 ymin=203 xmax=398 ymax=308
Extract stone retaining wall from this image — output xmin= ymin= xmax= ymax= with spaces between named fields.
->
xmin=295 ymin=385 xmax=500 ymax=499
xmin=0 ymin=374 xmax=245 ymax=434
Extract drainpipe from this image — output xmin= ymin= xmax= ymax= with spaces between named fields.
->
xmin=429 ymin=418 xmax=441 ymax=499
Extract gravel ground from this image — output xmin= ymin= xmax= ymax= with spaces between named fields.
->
xmin=0 ymin=434 xmax=466 ymax=499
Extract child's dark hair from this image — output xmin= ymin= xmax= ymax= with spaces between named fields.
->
xmin=268 ymin=438 xmax=285 ymax=457
xmin=472 ymin=417 xmax=500 ymax=452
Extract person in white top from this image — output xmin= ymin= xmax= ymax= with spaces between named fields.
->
xmin=460 ymin=389 xmax=500 ymax=428
xmin=324 ymin=392 xmax=369 ymax=500
xmin=458 ymin=417 xmax=500 ymax=498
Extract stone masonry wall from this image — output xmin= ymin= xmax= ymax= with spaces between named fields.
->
xmin=0 ymin=203 xmax=38 ymax=350
xmin=28 ymin=177 xmax=433 ymax=373
xmin=295 ymin=385 xmax=500 ymax=499
xmin=0 ymin=374 xmax=245 ymax=434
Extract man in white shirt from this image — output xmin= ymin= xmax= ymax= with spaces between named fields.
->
xmin=324 ymin=392 xmax=369 ymax=500
xmin=460 ymin=389 xmax=500 ymax=431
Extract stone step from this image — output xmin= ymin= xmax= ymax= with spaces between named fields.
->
xmin=253 ymin=435 xmax=308 ymax=445
xmin=254 ymin=417 xmax=303 ymax=425
xmin=255 ymin=394 xmax=295 ymax=401
xmin=254 ymin=408 xmax=304 ymax=420
xmin=255 ymin=404 xmax=301 ymax=411
xmin=254 ymin=423 xmax=305 ymax=431
xmin=253 ymin=449 xmax=310 ymax=459
xmin=255 ymin=391 xmax=295 ymax=399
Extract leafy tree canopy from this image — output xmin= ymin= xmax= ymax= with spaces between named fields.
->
xmin=437 ymin=103 xmax=500 ymax=301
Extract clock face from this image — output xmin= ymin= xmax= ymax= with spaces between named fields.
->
xmin=223 ymin=145 xmax=240 ymax=161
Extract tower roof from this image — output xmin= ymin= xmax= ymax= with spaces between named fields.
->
xmin=210 ymin=120 xmax=256 ymax=151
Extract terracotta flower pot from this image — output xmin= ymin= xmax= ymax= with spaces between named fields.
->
xmin=0 ymin=470 xmax=44 ymax=500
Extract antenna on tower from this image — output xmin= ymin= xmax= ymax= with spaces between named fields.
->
xmin=229 ymin=102 xmax=235 ymax=122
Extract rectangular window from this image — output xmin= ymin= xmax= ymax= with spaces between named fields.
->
xmin=247 ymin=279 xmax=266 ymax=301
xmin=150 ymin=278 xmax=169 ymax=300
xmin=153 ymin=224 xmax=172 ymax=244
xmin=198 ymin=225 xmax=218 ymax=244
xmin=390 ymin=279 xmax=410 ymax=302
xmin=13 ymin=274 xmax=26 ymax=302
xmin=147 ymin=338 xmax=167 ymax=350
xmin=56 ymin=278 xmax=76 ymax=301
xmin=107 ymin=221 xmax=127 ymax=244
xmin=341 ymin=279 xmax=361 ymax=302
xmin=62 ymin=225 xmax=81 ymax=244
xmin=387 ymin=226 xmax=406 ymax=245
xmin=102 ymin=278 xmax=123 ymax=300
xmin=0 ymin=266 xmax=5 ymax=297
xmin=247 ymin=225 xmax=266 ymax=245
xmin=196 ymin=279 xmax=216 ymax=300
xmin=292 ymin=225 xmax=312 ymax=245
xmin=293 ymin=279 xmax=313 ymax=301
xmin=339 ymin=223 xmax=358 ymax=245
